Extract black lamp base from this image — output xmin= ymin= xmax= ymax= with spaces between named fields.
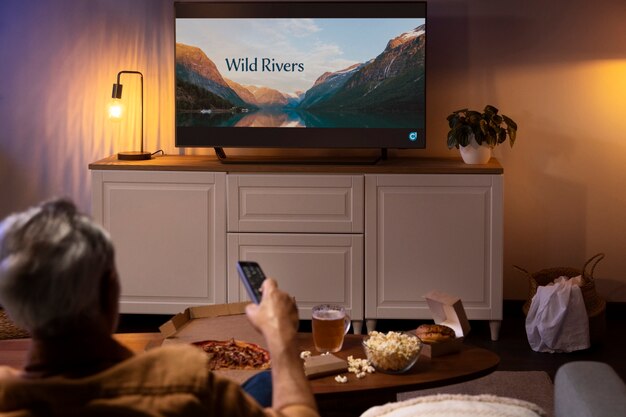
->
xmin=118 ymin=151 xmax=151 ymax=161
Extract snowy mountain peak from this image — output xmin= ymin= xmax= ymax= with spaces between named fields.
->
xmin=386 ymin=24 xmax=425 ymax=50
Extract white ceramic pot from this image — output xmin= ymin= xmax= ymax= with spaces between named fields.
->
xmin=459 ymin=136 xmax=492 ymax=164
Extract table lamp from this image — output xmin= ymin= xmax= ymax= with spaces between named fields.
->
xmin=109 ymin=70 xmax=151 ymax=160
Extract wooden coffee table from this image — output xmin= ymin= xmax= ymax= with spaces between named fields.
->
xmin=0 ymin=333 xmax=164 ymax=369
xmin=296 ymin=334 xmax=500 ymax=416
xmin=0 ymin=332 xmax=499 ymax=416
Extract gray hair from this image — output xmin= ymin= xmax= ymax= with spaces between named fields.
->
xmin=0 ymin=198 xmax=115 ymax=337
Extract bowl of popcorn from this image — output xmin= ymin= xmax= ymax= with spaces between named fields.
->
xmin=362 ymin=331 xmax=422 ymax=374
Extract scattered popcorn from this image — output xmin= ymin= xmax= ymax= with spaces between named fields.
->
xmin=347 ymin=355 xmax=375 ymax=377
xmin=363 ymin=331 xmax=422 ymax=372
xmin=334 ymin=375 xmax=348 ymax=383
xmin=321 ymin=352 xmax=330 ymax=356
xmin=300 ymin=350 xmax=312 ymax=360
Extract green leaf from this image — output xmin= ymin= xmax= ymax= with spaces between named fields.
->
xmin=498 ymin=129 xmax=507 ymax=144
xmin=447 ymin=114 xmax=460 ymax=128
xmin=473 ymin=128 xmax=485 ymax=145
xmin=459 ymin=125 xmax=473 ymax=147
xmin=447 ymin=132 xmax=458 ymax=149
xmin=484 ymin=105 xmax=498 ymax=115
xmin=508 ymin=127 xmax=517 ymax=147
xmin=502 ymin=115 xmax=517 ymax=130
xmin=467 ymin=111 xmax=481 ymax=124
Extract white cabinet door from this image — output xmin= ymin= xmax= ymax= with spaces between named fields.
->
xmin=365 ymin=174 xmax=503 ymax=321
xmin=91 ymin=170 xmax=226 ymax=314
xmin=228 ymin=233 xmax=364 ymax=321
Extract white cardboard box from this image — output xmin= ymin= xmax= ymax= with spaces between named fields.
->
xmin=420 ymin=290 xmax=471 ymax=357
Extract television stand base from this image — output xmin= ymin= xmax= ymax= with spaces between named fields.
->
xmin=214 ymin=147 xmax=388 ymax=165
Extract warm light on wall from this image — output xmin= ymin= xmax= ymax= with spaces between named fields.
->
xmin=110 ymin=70 xmax=151 ymax=160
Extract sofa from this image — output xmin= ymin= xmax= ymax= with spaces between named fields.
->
xmin=555 ymin=361 xmax=626 ymax=417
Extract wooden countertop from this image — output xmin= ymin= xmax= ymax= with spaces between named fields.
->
xmin=89 ymin=154 xmax=503 ymax=175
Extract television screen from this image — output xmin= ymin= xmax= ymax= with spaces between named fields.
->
xmin=175 ymin=2 xmax=426 ymax=151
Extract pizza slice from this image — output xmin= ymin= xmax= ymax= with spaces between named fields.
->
xmin=193 ymin=338 xmax=271 ymax=371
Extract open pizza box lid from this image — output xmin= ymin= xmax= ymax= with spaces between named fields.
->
xmin=421 ymin=291 xmax=471 ymax=357
xmin=159 ymin=302 xmax=253 ymax=340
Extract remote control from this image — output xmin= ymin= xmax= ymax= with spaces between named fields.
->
xmin=236 ymin=261 xmax=267 ymax=304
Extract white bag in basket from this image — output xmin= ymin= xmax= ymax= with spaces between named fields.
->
xmin=525 ymin=275 xmax=590 ymax=353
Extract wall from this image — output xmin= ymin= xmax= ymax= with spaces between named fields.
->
xmin=0 ymin=0 xmax=174 ymax=214
xmin=1 ymin=0 xmax=625 ymax=301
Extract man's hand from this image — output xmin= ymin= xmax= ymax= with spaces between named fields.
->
xmin=245 ymin=279 xmax=318 ymax=416
xmin=245 ymin=278 xmax=299 ymax=343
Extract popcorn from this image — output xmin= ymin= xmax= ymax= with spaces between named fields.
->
xmin=347 ymin=355 xmax=375 ymax=376
xmin=300 ymin=350 xmax=312 ymax=360
xmin=334 ymin=375 xmax=348 ymax=383
xmin=362 ymin=331 xmax=421 ymax=372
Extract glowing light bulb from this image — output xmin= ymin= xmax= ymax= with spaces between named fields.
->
xmin=108 ymin=100 xmax=124 ymax=119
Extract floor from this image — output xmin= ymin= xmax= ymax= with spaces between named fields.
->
xmin=461 ymin=302 xmax=626 ymax=382
xmin=116 ymin=300 xmax=626 ymax=382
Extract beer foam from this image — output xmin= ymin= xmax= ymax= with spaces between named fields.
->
xmin=314 ymin=310 xmax=344 ymax=320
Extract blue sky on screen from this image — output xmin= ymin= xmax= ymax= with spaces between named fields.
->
xmin=177 ymin=18 xmax=425 ymax=95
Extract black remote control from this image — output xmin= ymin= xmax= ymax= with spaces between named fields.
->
xmin=236 ymin=261 xmax=267 ymax=304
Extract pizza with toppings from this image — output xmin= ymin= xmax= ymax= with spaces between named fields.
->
xmin=193 ymin=339 xmax=271 ymax=370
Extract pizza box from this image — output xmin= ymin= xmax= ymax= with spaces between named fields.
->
xmin=419 ymin=290 xmax=471 ymax=358
xmin=159 ymin=301 xmax=254 ymax=340
xmin=158 ymin=301 xmax=266 ymax=383
xmin=157 ymin=301 xmax=340 ymax=381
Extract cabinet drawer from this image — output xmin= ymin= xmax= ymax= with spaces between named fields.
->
xmin=227 ymin=233 xmax=364 ymax=320
xmin=228 ymin=174 xmax=364 ymax=233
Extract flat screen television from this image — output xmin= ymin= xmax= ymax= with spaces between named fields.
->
xmin=175 ymin=1 xmax=426 ymax=161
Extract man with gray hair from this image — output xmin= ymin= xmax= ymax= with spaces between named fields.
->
xmin=0 ymin=198 xmax=319 ymax=417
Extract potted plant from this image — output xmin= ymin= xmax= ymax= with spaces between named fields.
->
xmin=446 ymin=105 xmax=518 ymax=164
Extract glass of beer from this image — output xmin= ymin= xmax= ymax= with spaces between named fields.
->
xmin=311 ymin=304 xmax=351 ymax=353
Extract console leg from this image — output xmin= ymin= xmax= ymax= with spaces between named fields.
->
xmin=352 ymin=320 xmax=363 ymax=335
xmin=489 ymin=320 xmax=502 ymax=341
xmin=366 ymin=319 xmax=377 ymax=333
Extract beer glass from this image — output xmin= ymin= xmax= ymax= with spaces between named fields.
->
xmin=311 ymin=304 xmax=351 ymax=353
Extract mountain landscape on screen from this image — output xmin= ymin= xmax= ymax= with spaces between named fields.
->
xmin=176 ymin=24 xmax=425 ymax=128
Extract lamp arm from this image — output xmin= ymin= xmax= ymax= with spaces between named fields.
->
xmin=115 ymin=71 xmax=144 ymax=154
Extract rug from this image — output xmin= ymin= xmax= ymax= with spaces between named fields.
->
xmin=397 ymin=371 xmax=554 ymax=417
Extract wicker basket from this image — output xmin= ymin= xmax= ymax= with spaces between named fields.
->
xmin=514 ymin=253 xmax=606 ymax=344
